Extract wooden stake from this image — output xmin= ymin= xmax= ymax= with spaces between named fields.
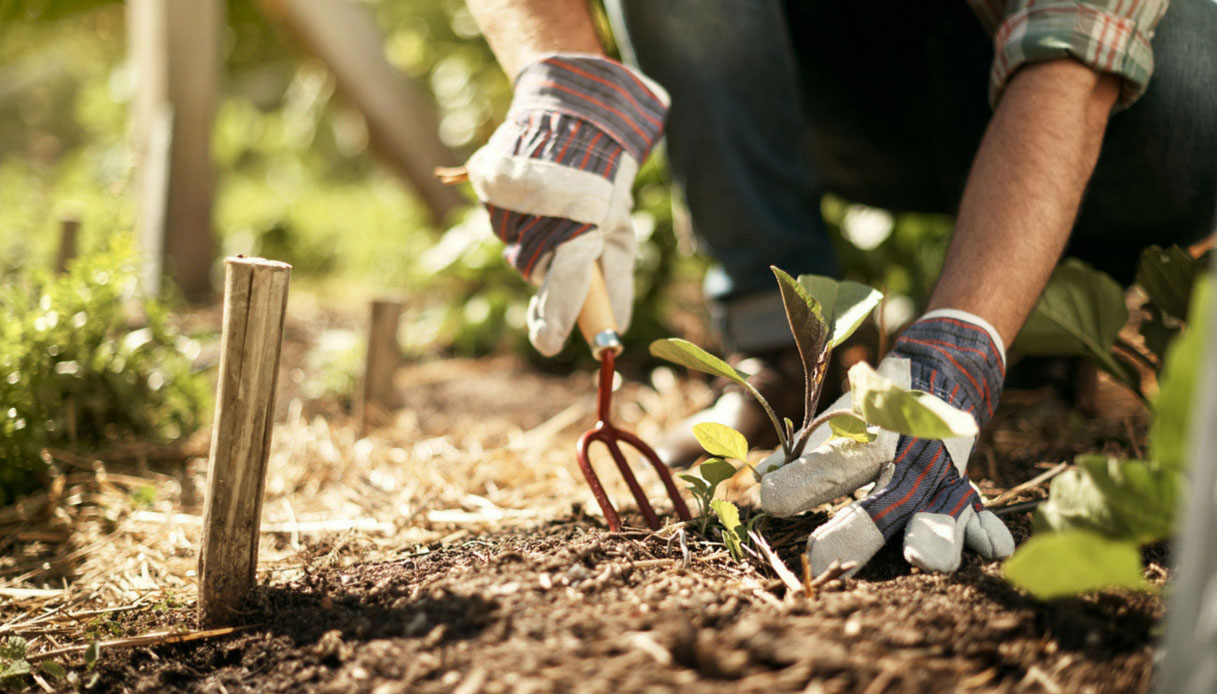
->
xmin=357 ymin=298 xmax=403 ymax=435
xmin=55 ymin=215 xmax=80 ymax=275
xmin=198 ymin=257 xmax=290 ymax=627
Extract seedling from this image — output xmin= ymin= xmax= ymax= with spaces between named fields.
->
xmin=651 ymin=267 xmax=977 ymax=471
xmin=678 ymin=422 xmax=747 ymax=534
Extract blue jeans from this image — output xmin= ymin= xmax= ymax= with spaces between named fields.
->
xmin=607 ymin=0 xmax=1217 ymax=352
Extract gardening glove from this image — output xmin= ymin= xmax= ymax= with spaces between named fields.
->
xmin=758 ymin=309 xmax=1016 ymax=577
xmin=465 ymin=54 xmax=669 ymax=356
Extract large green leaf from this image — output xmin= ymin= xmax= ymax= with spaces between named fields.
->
xmin=1150 ymin=274 xmax=1213 ymax=473
xmin=1003 ymin=531 xmax=1151 ymax=600
xmin=1136 ymin=245 xmax=1198 ymax=321
xmin=797 ymin=274 xmax=883 ymax=348
xmin=1012 ymin=259 xmax=1137 ymax=389
xmin=649 ymin=339 xmax=749 ymax=386
xmin=847 ymin=362 xmax=978 ymax=439
xmin=772 ymin=267 xmax=829 ymax=429
xmin=1036 ymin=456 xmax=1180 ymax=543
xmin=693 ymin=422 xmax=749 ymax=461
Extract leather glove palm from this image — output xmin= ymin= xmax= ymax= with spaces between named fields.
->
xmin=758 ymin=310 xmax=1016 ymax=577
xmin=466 ymin=55 xmax=668 ymax=356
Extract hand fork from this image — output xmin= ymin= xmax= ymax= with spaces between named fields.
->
xmin=575 ymin=267 xmax=692 ymax=532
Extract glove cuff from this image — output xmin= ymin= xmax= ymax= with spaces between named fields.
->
xmin=891 ymin=310 xmax=1006 ymax=429
xmin=511 ymin=55 xmax=668 ymax=162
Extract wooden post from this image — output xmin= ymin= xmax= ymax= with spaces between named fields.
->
xmin=128 ymin=0 xmax=223 ymax=301
xmin=357 ymin=299 xmax=403 ymax=435
xmin=256 ymin=0 xmax=465 ymax=224
xmin=198 ymin=257 xmax=291 ymax=627
xmin=55 ymin=214 xmax=80 ymax=274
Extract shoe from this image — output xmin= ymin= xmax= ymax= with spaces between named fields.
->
xmin=654 ymin=349 xmax=806 ymax=469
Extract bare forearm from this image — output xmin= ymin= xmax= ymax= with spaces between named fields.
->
xmin=927 ymin=60 xmax=1121 ymax=346
xmin=465 ymin=0 xmax=603 ymax=80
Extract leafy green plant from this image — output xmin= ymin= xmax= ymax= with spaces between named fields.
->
xmin=1012 ymin=247 xmax=1211 ymax=400
xmin=675 ymin=422 xmax=766 ymax=561
xmin=678 ymin=422 xmax=747 ymax=534
xmin=1004 ymin=270 xmax=1213 ymax=599
xmin=0 ymin=239 xmax=210 ymax=505
xmin=651 ymin=267 xmax=977 ymax=469
xmin=0 ymin=636 xmax=66 ymax=690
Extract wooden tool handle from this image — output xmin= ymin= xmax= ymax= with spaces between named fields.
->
xmin=577 ymin=265 xmax=622 ymax=358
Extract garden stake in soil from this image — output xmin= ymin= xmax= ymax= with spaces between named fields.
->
xmin=198 ymin=256 xmax=291 ymax=628
xmin=574 ymin=267 xmax=691 ymax=532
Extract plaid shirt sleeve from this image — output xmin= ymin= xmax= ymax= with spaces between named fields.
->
xmin=967 ymin=0 xmax=1170 ymax=109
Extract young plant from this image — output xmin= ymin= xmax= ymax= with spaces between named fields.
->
xmin=651 ymin=266 xmax=977 ymax=470
xmin=1003 ymin=271 xmax=1213 ymax=599
xmin=1012 ymin=246 xmax=1211 ymax=401
xmin=679 ymin=422 xmax=748 ymax=534
xmin=678 ymin=421 xmax=767 ymax=561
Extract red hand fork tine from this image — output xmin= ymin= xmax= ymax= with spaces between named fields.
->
xmin=575 ymin=268 xmax=692 ymax=532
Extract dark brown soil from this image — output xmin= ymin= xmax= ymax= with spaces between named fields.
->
xmin=70 ymin=349 xmax=1161 ymax=694
xmin=85 ymin=509 xmax=1161 ymax=694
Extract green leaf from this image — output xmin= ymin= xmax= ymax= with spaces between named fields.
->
xmin=827 ymin=412 xmax=876 ymax=444
xmin=1136 ymin=244 xmax=1198 ymax=321
xmin=710 ymin=499 xmax=744 ymax=559
xmin=698 ymin=459 xmax=738 ymax=489
xmin=84 ymin=640 xmax=98 ymax=669
xmin=772 ymin=267 xmax=830 ymax=428
xmin=797 ymin=274 xmax=883 ymax=348
xmin=1037 ymin=456 xmax=1180 ymax=543
xmin=1138 ymin=307 xmax=1179 ymax=363
xmin=678 ymin=473 xmax=710 ymax=496
xmin=1003 ymin=531 xmax=1151 ymax=599
xmin=1150 ymin=274 xmax=1213 ymax=473
xmin=692 ymin=422 xmax=749 ymax=460
xmin=39 ymin=661 xmax=66 ymax=680
xmin=649 ymin=339 xmax=749 ymax=386
xmin=847 ymin=362 xmax=978 ymax=439
xmin=711 ymin=499 xmax=742 ymax=533
xmin=1012 ymin=259 xmax=1137 ymax=390
xmin=0 ymin=659 xmax=31 ymax=680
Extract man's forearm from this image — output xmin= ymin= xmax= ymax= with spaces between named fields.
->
xmin=927 ymin=60 xmax=1121 ymax=346
xmin=465 ymin=0 xmax=604 ymax=80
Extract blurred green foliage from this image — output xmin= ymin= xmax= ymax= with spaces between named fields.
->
xmin=0 ymin=239 xmax=209 ymax=506
xmin=0 ymin=0 xmax=941 ymax=379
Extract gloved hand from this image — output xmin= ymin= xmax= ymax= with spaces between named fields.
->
xmin=465 ymin=54 xmax=669 ymax=356
xmin=757 ymin=309 xmax=1016 ymax=577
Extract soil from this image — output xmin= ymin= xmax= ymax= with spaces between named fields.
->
xmin=70 ymin=345 xmax=1163 ymax=694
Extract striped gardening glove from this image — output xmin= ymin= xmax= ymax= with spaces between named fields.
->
xmin=465 ymin=54 xmax=668 ymax=356
xmin=758 ymin=310 xmax=1015 ymax=577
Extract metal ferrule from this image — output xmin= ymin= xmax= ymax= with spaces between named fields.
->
xmin=590 ymin=330 xmax=623 ymax=359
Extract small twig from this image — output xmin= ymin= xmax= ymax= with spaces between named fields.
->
xmin=628 ymin=559 xmax=676 ymax=569
xmin=991 ymin=499 xmax=1046 ymax=517
xmin=678 ymin=528 xmax=690 ymax=568
xmin=749 ymin=531 xmax=803 ymax=596
xmin=1124 ymin=416 xmax=1145 ymax=459
xmin=433 ymin=166 xmax=469 ymax=184
xmin=28 ymin=626 xmax=253 ymax=662
xmin=812 ymin=559 xmax=858 ymax=589
xmin=986 ymin=461 xmax=1069 ymax=508
xmin=800 ymin=554 xmax=814 ymax=598
xmin=1113 ymin=337 xmax=1160 ymax=373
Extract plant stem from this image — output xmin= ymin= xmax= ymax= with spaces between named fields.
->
xmin=1113 ymin=337 xmax=1160 ymax=373
xmin=791 ymin=408 xmax=859 ymax=458
xmin=741 ymin=381 xmax=789 ymax=457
